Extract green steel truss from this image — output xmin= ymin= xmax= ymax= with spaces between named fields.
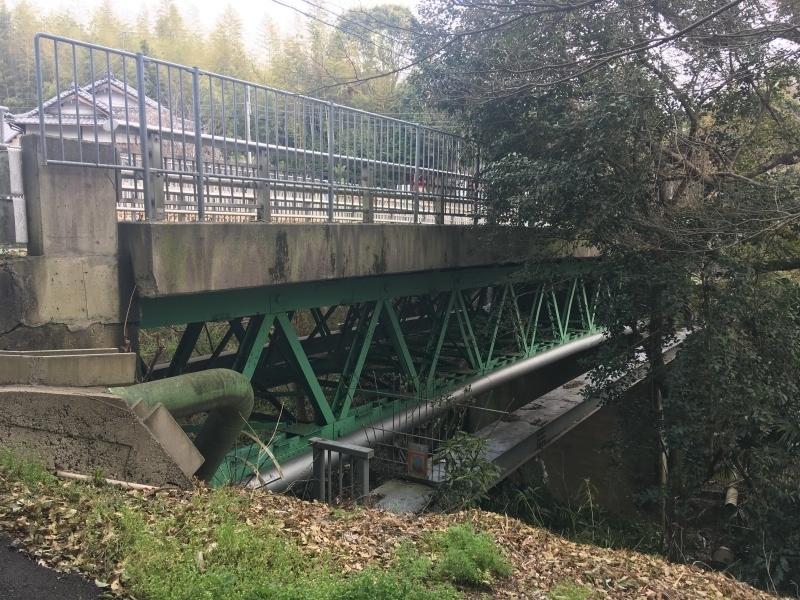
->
xmin=138 ymin=263 xmax=602 ymax=485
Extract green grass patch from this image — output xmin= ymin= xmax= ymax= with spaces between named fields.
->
xmin=0 ymin=449 xmax=56 ymax=487
xmin=548 ymin=581 xmax=596 ymax=599
xmin=428 ymin=523 xmax=512 ymax=587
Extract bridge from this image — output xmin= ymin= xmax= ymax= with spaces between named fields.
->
xmin=0 ymin=35 xmax=639 ymax=503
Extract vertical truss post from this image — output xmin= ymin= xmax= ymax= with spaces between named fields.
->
xmin=232 ymin=314 xmax=275 ymax=379
xmin=275 ymin=313 xmax=335 ymax=426
xmin=382 ymin=300 xmax=420 ymax=394
xmin=454 ymin=291 xmax=483 ymax=372
xmin=485 ymin=284 xmax=508 ymax=366
xmin=526 ymin=285 xmax=545 ymax=351
xmin=425 ymin=291 xmax=456 ymax=395
xmin=208 ymin=318 xmax=243 ymax=366
xmin=336 ymin=305 xmax=360 ymax=353
xmin=333 ymin=301 xmax=383 ymax=419
xmin=167 ymin=321 xmax=204 ymax=377
xmin=579 ymin=280 xmax=600 ymax=332
xmin=309 ymin=307 xmax=334 ymax=338
xmin=507 ymin=284 xmax=528 ymax=355
xmin=548 ymin=279 xmax=578 ymax=343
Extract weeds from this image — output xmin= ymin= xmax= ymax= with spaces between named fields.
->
xmin=429 ymin=523 xmax=512 ymax=587
xmin=0 ymin=449 xmax=56 ymax=487
xmin=489 ymin=480 xmax=661 ymax=554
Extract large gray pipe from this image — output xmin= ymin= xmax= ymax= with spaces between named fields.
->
xmin=110 ymin=369 xmax=254 ymax=482
xmin=253 ymin=332 xmax=606 ymax=492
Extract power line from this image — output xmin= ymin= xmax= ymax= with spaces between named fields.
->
xmin=269 ymin=0 xmax=411 ymax=61
xmin=296 ymin=0 xmax=411 ymax=49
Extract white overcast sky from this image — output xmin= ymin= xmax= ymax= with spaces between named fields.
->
xmin=10 ymin=0 xmax=417 ymax=51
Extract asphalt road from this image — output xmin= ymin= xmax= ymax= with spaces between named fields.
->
xmin=0 ymin=535 xmax=99 ymax=599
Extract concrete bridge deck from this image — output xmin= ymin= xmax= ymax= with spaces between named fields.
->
xmin=120 ymin=222 xmax=593 ymax=298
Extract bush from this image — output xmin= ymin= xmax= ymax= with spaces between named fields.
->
xmin=433 ymin=433 xmax=501 ymax=511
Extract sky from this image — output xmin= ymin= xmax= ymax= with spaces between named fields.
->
xmin=10 ymin=0 xmax=418 ymax=51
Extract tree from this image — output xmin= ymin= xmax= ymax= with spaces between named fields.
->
xmin=327 ymin=5 xmax=417 ymax=113
xmin=414 ymin=0 xmax=800 ymax=590
xmin=207 ymin=5 xmax=251 ymax=79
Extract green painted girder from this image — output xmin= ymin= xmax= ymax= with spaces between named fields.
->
xmin=138 ymin=266 xmax=519 ymax=328
xmin=166 ymin=321 xmax=204 ymax=377
xmin=138 ymin=263 xmax=602 ymax=486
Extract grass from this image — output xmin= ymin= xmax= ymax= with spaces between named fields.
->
xmin=0 ymin=449 xmax=56 ymax=487
xmin=0 ymin=452 xmax=511 ymax=599
xmin=549 ymin=581 xmax=596 ymax=600
xmin=428 ymin=523 xmax=513 ymax=587
xmin=488 ymin=481 xmax=661 ymax=555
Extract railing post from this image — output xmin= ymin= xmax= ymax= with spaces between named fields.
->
xmin=327 ymin=101 xmax=335 ymax=223
xmin=413 ymin=124 xmax=420 ymax=224
xmin=135 ymin=53 xmax=152 ymax=220
xmin=312 ymin=443 xmax=326 ymax=502
xmin=473 ymin=146 xmax=481 ymax=225
xmin=147 ymin=132 xmax=165 ymax=221
xmin=192 ymin=66 xmax=205 ymax=221
xmin=257 ymin=148 xmax=272 ymax=222
xmin=361 ymin=165 xmax=374 ymax=224
xmin=356 ymin=456 xmax=370 ymax=501
xmin=34 ymin=35 xmax=46 ymax=165
xmin=435 ymin=195 xmax=445 ymax=225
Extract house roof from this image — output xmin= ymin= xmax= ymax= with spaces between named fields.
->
xmin=8 ymin=74 xmax=173 ymax=130
xmin=2 ymin=116 xmax=15 ymax=144
xmin=13 ymin=84 xmax=113 ymax=120
xmin=82 ymin=75 xmax=162 ymax=110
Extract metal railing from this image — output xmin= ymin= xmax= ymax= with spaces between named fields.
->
xmin=310 ymin=437 xmax=373 ymax=504
xmin=0 ymin=115 xmax=27 ymax=246
xmin=32 ymin=33 xmax=480 ymax=224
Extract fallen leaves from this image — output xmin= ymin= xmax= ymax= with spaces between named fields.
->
xmin=0 ymin=467 xmax=783 ymax=600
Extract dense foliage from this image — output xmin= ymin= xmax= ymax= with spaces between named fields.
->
xmin=413 ymin=0 xmax=800 ymax=591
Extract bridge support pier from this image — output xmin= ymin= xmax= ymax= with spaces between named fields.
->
xmin=0 ymin=135 xmax=127 ymax=351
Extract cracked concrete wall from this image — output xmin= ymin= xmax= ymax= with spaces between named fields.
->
xmin=0 ymin=136 xmax=125 ymax=351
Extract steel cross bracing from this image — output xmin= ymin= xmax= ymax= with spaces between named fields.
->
xmin=138 ymin=264 xmax=603 ymax=485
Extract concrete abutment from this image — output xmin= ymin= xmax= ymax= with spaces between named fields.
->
xmin=1 ymin=135 xmax=126 ymax=351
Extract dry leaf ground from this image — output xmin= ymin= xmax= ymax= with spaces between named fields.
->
xmin=0 ymin=457 xmax=783 ymax=600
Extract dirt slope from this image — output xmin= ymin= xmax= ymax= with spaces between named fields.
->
xmin=0 ymin=471 xmax=780 ymax=599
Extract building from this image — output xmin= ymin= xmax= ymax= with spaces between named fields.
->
xmin=4 ymin=75 xmax=194 ymax=151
